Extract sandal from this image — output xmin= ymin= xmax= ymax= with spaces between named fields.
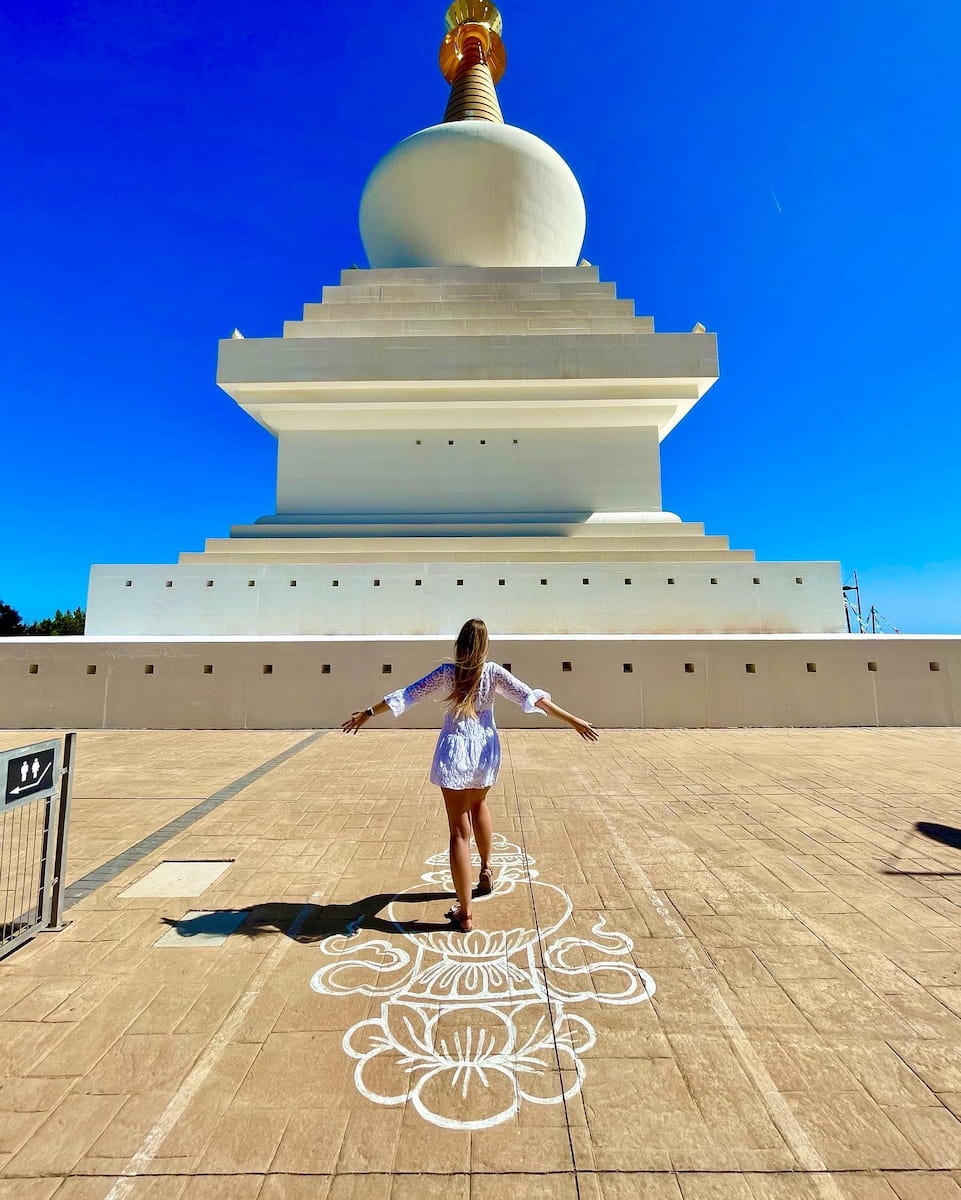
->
xmin=445 ymin=903 xmax=474 ymax=932
xmin=477 ymin=866 xmax=494 ymax=895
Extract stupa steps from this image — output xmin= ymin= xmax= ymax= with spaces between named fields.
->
xmin=301 ymin=298 xmax=637 ymax=321
xmin=198 ymin=531 xmax=730 ymax=552
xmin=285 ymin=315 xmax=653 ymax=338
xmin=224 ymin=522 xmax=712 ymax=541
xmin=180 ymin=548 xmax=755 ymax=564
xmin=339 ymin=266 xmax=603 ymax=285
xmin=180 ymin=531 xmax=753 ymax=564
xmin=321 ymin=281 xmax=618 ymax=304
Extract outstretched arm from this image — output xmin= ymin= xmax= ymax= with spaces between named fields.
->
xmin=342 ymin=663 xmax=452 ymax=733
xmin=342 ymin=698 xmax=389 ymax=735
xmin=534 ymin=695 xmax=599 ymax=741
xmin=490 ymin=664 xmax=598 ymax=741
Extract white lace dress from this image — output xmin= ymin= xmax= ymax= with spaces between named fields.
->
xmin=384 ymin=661 xmax=551 ymax=790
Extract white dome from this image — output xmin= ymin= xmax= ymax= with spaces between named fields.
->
xmin=360 ymin=121 xmax=586 ymax=269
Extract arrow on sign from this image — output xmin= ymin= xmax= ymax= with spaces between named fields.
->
xmin=9 ymin=761 xmax=52 ymax=796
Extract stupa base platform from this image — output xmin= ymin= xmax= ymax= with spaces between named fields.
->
xmin=3 ymin=633 xmax=958 ymax=729
xmin=86 ymin=560 xmax=843 ymax=636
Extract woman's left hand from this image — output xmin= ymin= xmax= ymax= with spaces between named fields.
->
xmin=342 ymin=711 xmax=369 ymax=735
xmin=572 ymin=717 xmax=599 ymax=742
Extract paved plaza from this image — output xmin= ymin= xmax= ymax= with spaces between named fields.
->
xmin=1 ymin=725 xmax=961 ymax=1198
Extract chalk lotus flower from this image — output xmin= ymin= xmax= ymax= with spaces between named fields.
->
xmin=344 ymin=1000 xmax=595 ymax=1130
xmin=423 ymin=926 xmax=536 ymax=960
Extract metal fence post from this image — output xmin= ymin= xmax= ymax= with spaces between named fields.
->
xmin=47 ymin=731 xmax=75 ymax=930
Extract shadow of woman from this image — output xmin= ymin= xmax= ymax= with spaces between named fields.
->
xmin=160 ymin=891 xmax=455 ymax=943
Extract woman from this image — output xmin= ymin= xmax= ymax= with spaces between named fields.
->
xmin=342 ymin=617 xmax=598 ymax=931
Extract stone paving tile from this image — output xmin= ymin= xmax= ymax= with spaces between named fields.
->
xmin=604 ymin=1176 xmax=685 ymax=1199
xmin=0 ymin=727 xmax=960 ymax=1196
xmin=3 ymin=1092 xmax=127 ymax=1174
xmin=179 ymin=1180 xmax=263 ymax=1200
xmin=259 ymin=1179 xmax=334 ymax=1200
xmin=889 ymin=1174 xmax=961 ymax=1198
xmin=0 ymin=1182 xmax=62 ymax=1200
xmin=50 ymin=1182 xmax=187 ymax=1199
xmin=471 ymin=1175 xmax=579 ymax=1200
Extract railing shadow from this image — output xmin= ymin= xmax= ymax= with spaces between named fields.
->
xmin=160 ymin=891 xmax=456 ymax=942
xmin=883 ymin=821 xmax=961 ymax=877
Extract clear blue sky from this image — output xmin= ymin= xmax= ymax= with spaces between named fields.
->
xmin=2 ymin=1 xmax=958 ymax=631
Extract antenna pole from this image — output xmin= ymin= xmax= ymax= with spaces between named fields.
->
xmin=842 ymin=569 xmax=863 ymax=634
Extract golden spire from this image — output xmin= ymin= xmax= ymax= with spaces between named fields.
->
xmin=439 ymin=1 xmax=506 ymax=124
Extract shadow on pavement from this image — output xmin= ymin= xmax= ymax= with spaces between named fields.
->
xmin=161 ymin=892 xmax=456 ymax=942
xmin=883 ymin=821 xmax=961 ymax=876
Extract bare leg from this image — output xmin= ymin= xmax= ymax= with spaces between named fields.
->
xmin=442 ymin=788 xmax=475 ymax=928
xmin=470 ymin=789 xmax=493 ymax=873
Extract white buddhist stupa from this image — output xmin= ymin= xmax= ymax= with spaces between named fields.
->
xmin=18 ymin=0 xmax=945 ymax=730
xmin=85 ymin=0 xmax=843 ymax=643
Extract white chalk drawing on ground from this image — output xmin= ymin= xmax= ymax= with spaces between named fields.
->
xmin=309 ymin=834 xmax=656 ymax=1130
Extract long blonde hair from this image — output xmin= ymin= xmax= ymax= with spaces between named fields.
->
xmin=447 ymin=618 xmax=489 ymax=720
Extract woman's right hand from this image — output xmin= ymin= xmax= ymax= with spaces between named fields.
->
xmin=342 ymin=711 xmax=369 ymax=735
xmin=571 ymin=717 xmax=599 ymax=742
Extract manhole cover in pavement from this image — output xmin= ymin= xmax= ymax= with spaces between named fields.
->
xmin=154 ymin=909 xmax=249 ymax=947
xmin=119 ymin=860 xmax=234 ymax=898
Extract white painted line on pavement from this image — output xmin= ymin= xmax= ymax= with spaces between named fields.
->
xmin=103 ymin=895 xmax=322 ymax=1200
xmin=589 ymin=801 xmax=847 ymax=1199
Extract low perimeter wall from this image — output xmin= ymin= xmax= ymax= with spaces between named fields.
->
xmin=1 ymin=634 xmax=959 ymax=729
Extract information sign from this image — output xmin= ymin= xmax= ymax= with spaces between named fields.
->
xmin=2 ymin=739 xmax=61 ymax=811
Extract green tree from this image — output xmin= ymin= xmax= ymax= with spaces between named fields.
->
xmin=25 ymin=607 xmax=86 ymax=636
xmin=0 ymin=600 xmax=26 ymax=636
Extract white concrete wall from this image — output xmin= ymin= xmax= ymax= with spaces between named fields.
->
xmin=85 ymin=562 xmax=845 ymax=637
xmin=1 ymin=635 xmax=958 ymax=730
xmin=274 ymin=428 xmax=662 ymax=517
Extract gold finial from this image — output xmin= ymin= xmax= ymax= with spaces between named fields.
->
xmin=439 ymin=1 xmax=506 ymax=122
xmin=444 ymin=1 xmax=502 ymax=36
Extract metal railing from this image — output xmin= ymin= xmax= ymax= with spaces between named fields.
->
xmin=0 ymin=733 xmax=75 ymax=960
